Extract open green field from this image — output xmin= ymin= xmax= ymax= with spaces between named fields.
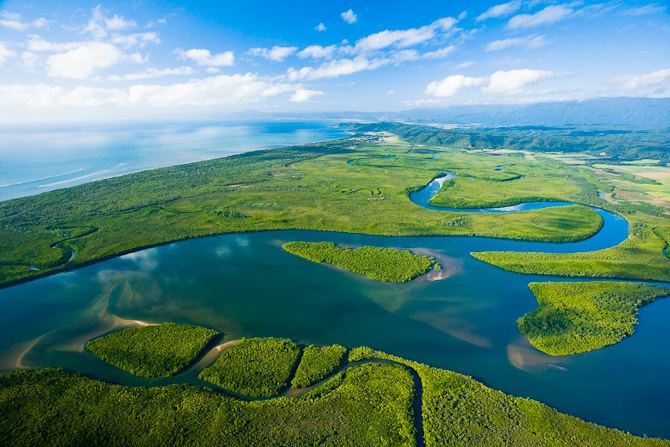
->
xmin=518 ymin=282 xmax=669 ymax=356
xmin=0 ymin=137 xmax=610 ymax=288
xmin=86 ymin=323 xmax=218 ymax=378
xmin=283 ymin=241 xmax=436 ymax=282
xmin=1 ymin=332 xmax=667 ymax=447
xmin=199 ymin=338 xmax=301 ymax=398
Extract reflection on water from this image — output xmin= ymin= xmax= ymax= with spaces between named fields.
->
xmin=1 ymin=230 xmax=669 ymax=437
xmin=506 ymin=337 xmax=569 ymax=372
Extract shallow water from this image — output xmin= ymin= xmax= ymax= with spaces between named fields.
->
xmin=0 ymin=169 xmax=668 ymax=437
xmin=0 ymin=121 xmax=347 ymax=200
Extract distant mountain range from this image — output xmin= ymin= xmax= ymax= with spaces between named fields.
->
xmin=271 ymin=97 xmax=670 ymax=129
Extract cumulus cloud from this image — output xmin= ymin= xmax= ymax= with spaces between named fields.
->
xmin=249 ymin=46 xmax=297 ymax=61
xmin=298 ymin=45 xmax=336 ymax=59
xmin=476 ymin=1 xmax=522 ymax=21
xmin=425 ymin=75 xmax=486 ymax=97
xmin=425 ymin=69 xmax=558 ymax=97
xmin=508 ymin=5 xmax=573 ymax=28
xmin=0 ymin=74 xmax=301 ymax=108
xmin=315 ymin=22 xmax=327 ymax=32
xmin=616 ymin=68 xmax=670 ymax=94
xmin=107 ymin=66 xmax=194 ymax=81
xmin=178 ymin=48 xmax=234 ymax=67
xmin=486 ymin=35 xmax=544 ymax=51
xmin=483 ymin=69 xmax=557 ymax=93
xmin=290 ymin=89 xmax=324 ymax=102
xmin=0 ymin=11 xmax=48 ymax=31
xmin=341 ymin=9 xmax=357 ymax=24
xmin=47 ymin=43 xmax=122 ymax=79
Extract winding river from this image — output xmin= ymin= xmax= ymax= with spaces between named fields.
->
xmin=0 ymin=173 xmax=668 ymax=437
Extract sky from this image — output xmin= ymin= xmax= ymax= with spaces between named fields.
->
xmin=0 ymin=0 xmax=668 ymax=122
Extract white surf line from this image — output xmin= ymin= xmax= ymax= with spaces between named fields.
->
xmin=0 ymin=168 xmax=88 ymax=189
xmin=37 ymin=166 xmax=122 ymax=189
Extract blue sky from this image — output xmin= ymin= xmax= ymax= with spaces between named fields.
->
xmin=0 ymin=0 xmax=668 ymax=122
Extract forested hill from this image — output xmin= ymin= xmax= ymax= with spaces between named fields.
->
xmin=345 ymin=122 xmax=670 ymax=162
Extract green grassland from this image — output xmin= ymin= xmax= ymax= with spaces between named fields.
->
xmin=517 ymin=282 xmax=669 ymax=356
xmin=199 ymin=338 xmax=301 ymax=398
xmin=1 ymin=334 xmax=667 ymax=446
xmin=427 ymin=155 xmax=586 ymax=209
xmin=283 ymin=241 xmax=436 ymax=282
xmin=86 ymin=323 xmax=218 ymax=378
xmin=0 ymin=138 xmax=608 ymax=288
xmin=291 ymin=344 xmax=346 ymax=388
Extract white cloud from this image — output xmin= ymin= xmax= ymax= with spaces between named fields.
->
xmin=315 ymin=22 xmax=327 ymax=32
xmin=0 ymin=44 xmax=15 ymax=64
xmin=341 ymin=9 xmax=358 ymax=24
xmin=422 ymin=45 xmax=455 ymax=59
xmin=425 ymin=69 xmax=558 ymax=97
xmin=287 ymin=56 xmax=386 ymax=80
xmin=508 ymin=5 xmax=573 ymax=28
xmin=386 ymin=89 xmax=395 ymax=95
xmin=483 ymin=69 xmax=557 ymax=93
xmin=290 ymin=89 xmax=324 ymax=102
xmin=21 ymin=51 xmax=39 ymax=70
xmin=27 ymin=35 xmax=84 ymax=52
xmin=624 ymin=4 xmax=666 ymax=15
xmin=425 ymin=74 xmax=486 ymax=97
xmin=249 ymin=46 xmax=297 ymax=61
xmin=84 ymin=5 xmax=135 ymax=38
xmin=298 ymin=45 xmax=336 ymax=59
xmin=111 ymin=32 xmax=160 ymax=48
xmin=47 ymin=43 xmax=122 ymax=79
xmin=108 ymin=66 xmax=194 ymax=81
xmin=616 ymin=68 xmax=670 ymax=94
xmin=178 ymin=48 xmax=234 ymax=67
xmin=0 ymin=11 xmax=48 ymax=31
xmin=477 ymin=1 xmax=522 ymax=21
xmin=455 ymin=61 xmax=474 ymax=69
xmin=486 ymin=35 xmax=544 ymax=51
xmin=0 ymin=74 xmax=301 ymax=108
xmin=105 ymin=14 xmax=136 ymax=31
xmin=355 ymin=17 xmax=457 ymax=52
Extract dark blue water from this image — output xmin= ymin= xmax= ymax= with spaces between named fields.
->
xmin=0 ymin=171 xmax=667 ymax=437
xmin=0 ymin=121 xmax=347 ymax=200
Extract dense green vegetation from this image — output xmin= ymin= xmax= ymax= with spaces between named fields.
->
xmin=517 ymin=282 xmax=669 ymax=356
xmin=86 ymin=323 xmax=218 ymax=378
xmin=1 ymin=335 xmax=667 ymax=446
xmin=0 ymin=364 xmax=416 ymax=447
xmin=0 ymin=137 xmax=607 ymax=288
xmin=347 ymin=122 xmax=670 ymax=162
xmin=291 ymin=344 xmax=346 ymax=388
xmin=472 ymin=213 xmax=670 ymax=282
xmin=199 ymin=338 xmax=300 ymax=397
xmin=283 ymin=241 xmax=436 ymax=282
xmin=348 ymin=347 xmax=669 ymax=447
